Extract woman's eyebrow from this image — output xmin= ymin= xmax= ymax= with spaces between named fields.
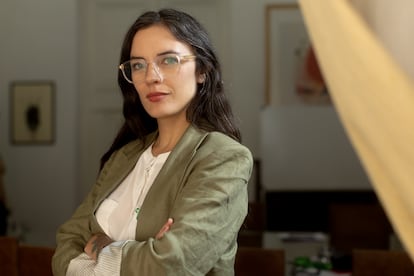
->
xmin=129 ymin=55 xmax=143 ymax=59
xmin=129 ymin=50 xmax=180 ymax=60
xmin=157 ymin=50 xmax=180 ymax=56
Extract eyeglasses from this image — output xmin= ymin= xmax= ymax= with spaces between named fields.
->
xmin=119 ymin=53 xmax=196 ymax=84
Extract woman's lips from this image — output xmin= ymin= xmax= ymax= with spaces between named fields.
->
xmin=147 ymin=92 xmax=167 ymax=102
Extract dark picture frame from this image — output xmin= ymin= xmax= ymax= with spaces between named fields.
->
xmin=10 ymin=81 xmax=55 ymax=145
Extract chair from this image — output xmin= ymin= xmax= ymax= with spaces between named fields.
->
xmin=352 ymin=249 xmax=414 ymax=276
xmin=0 ymin=236 xmax=19 ymax=276
xmin=0 ymin=236 xmax=55 ymax=276
xmin=18 ymin=244 xmax=55 ymax=276
xmin=235 ymin=247 xmax=284 ymax=276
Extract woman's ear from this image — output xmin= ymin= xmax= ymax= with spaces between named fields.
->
xmin=197 ymin=73 xmax=206 ymax=83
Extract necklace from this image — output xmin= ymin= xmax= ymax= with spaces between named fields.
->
xmin=145 ymin=156 xmax=157 ymax=174
xmin=134 ymin=152 xmax=157 ymax=220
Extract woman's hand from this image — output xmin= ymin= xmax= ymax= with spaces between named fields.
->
xmin=155 ymin=218 xmax=173 ymax=239
xmin=84 ymin=233 xmax=113 ymax=261
xmin=84 ymin=218 xmax=172 ymax=261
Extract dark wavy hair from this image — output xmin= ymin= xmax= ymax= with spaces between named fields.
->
xmin=100 ymin=8 xmax=241 ymax=169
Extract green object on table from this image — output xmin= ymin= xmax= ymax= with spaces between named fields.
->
xmin=293 ymin=255 xmax=333 ymax=270
xmin=294 ymin=256 xmax=312 ymax=268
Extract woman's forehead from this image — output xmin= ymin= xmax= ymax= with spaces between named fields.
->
xmin=130 ymin=25 xmax=192 ymax=57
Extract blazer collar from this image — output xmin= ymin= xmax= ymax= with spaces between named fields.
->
xmin=116 ymin=125 xmax=209 ymax=178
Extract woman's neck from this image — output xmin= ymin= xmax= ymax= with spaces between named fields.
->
xmin=152 ymin=119 xmax=190 ymax=156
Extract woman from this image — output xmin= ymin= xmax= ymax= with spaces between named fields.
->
xmin=52 ymin=8 xmax=253 ymax=276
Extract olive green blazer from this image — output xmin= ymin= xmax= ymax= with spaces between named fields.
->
xmin=52 ymin=125 xmax=253 ymax=276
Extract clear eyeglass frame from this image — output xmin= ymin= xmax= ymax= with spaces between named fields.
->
xmin=119 ymin=54 xmax=197 ymax=84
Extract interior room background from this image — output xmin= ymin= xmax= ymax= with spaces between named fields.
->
xmin=0 ymin=0 xmax=371 ymax=246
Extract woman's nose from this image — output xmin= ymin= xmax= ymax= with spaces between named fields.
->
xmin=145 ymin=62 xmax=163 ymax=83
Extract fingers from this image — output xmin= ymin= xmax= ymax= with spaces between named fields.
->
xmin=155 ymin=218 xmax=174 ymax=239
xmin=84 ymin=233 xmax=113 ymax=261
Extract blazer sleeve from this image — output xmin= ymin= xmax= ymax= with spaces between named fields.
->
xmin=120 ymin=143 xmax=253 ymax=275
xmin=51 ymin=191 xmax=96 ymax=276
xmin=51 ymin=147 xmax=126 ymax=276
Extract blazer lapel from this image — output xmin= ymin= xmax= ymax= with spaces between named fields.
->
xmin=135 ymin=125 xmax=208 ymax=238
xmin=96 ymin=132 xmax=158 ymax=205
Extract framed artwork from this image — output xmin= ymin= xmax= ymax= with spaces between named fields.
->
xmin=265 ymin=4 xmax=330 ymax=106
xmin=10 ymin=81 xmax=55 ymax=144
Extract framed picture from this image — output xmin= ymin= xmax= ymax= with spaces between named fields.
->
xmin=265 ymin=4 xmax=330 ymax=106
xmin=10 ymin=81 xmax=55 ymax=144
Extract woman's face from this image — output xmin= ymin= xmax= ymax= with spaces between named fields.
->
xmin=130 ymin=24 xmax=203 ymax=122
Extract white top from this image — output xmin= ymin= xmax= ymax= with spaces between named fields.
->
xmin=96 ymin=144 xmax=170 ymax=240
xmin=66 ymin=145 xmax=170 ymax=276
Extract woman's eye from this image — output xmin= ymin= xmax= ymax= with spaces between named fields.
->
xmin=162 ymin=56 xmax=179 ymax=65
xmin=131 ymin=60 xmax=146 ymax=71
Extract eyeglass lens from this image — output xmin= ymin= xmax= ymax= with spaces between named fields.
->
xmin=121 ymin=54 xmax=184 ymax=83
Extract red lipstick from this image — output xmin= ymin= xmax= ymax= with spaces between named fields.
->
xmin=147 ymin=92 xmax=167 ymax=102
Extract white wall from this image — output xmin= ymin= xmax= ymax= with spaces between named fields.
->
xmin=261 ymin=106 xmax=371 ymax=190
xmin=229 ymin=0 xmax=276 ymax=156
xmin=228 ymin=0 xmax=298 ymax=154
xmin=0 ymin=0 xmax=78 ymax=246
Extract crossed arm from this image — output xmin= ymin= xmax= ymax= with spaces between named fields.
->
xmin=84 ymin=218 xmax=174 ymax=261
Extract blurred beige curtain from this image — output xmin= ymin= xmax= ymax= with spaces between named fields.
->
xmin=299 ymin=0 xmax=414 ymax=259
